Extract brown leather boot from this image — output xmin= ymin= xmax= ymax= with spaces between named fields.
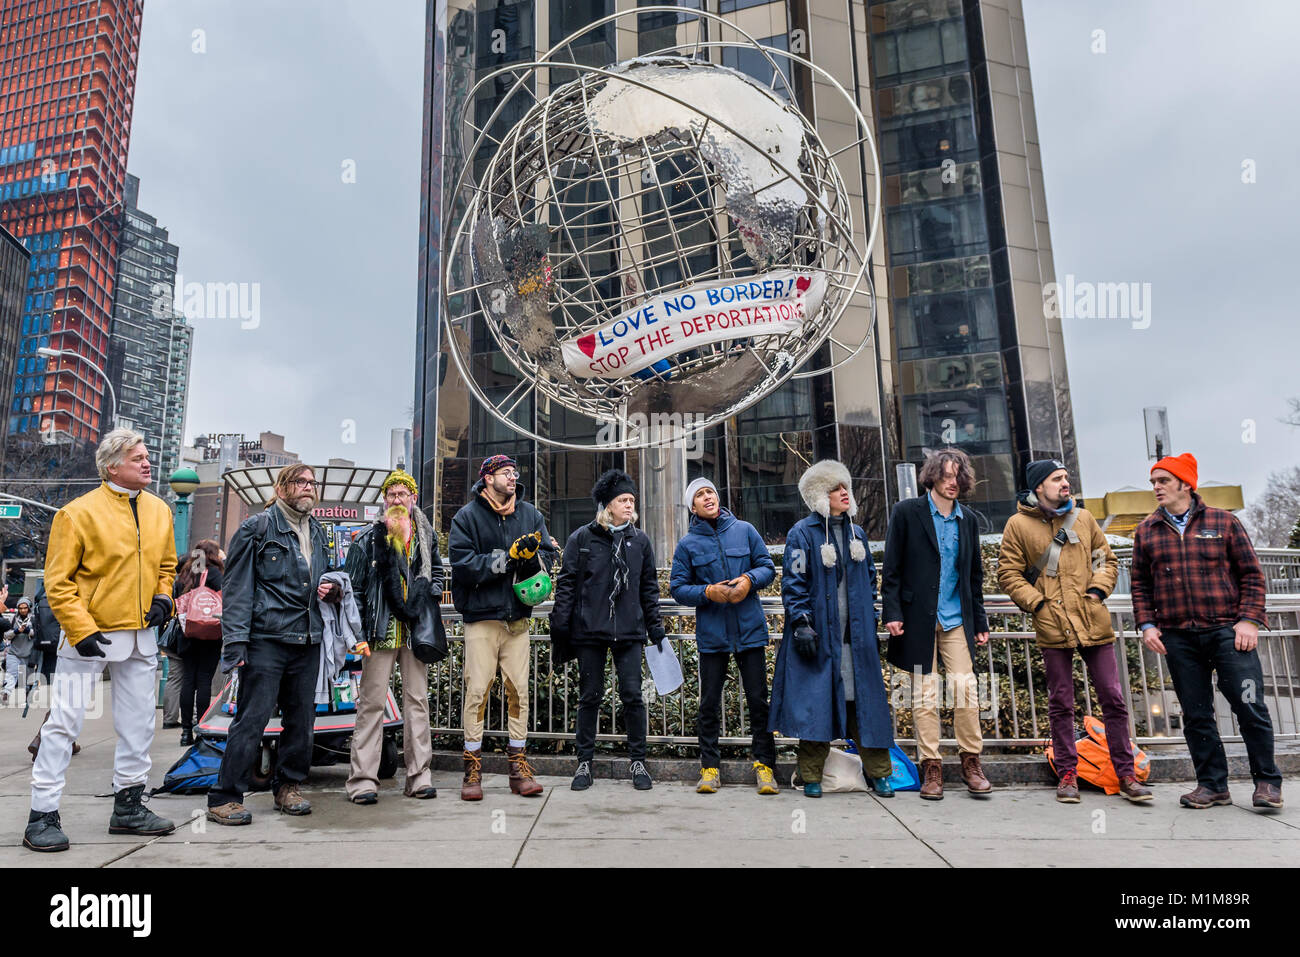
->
xmin=919 ymin=759 xmax=944 ymax=800
xmin=461 ymin=749 xmax=483 ymax=801
xmin=507 ymin=746 xmax=544 ymax=797
xmin=959 ymin=752 xmax=992 ymax=794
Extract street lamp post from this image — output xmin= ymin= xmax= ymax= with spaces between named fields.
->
xmin=36 ymin=346 xmax=118 ymax=436
xmin=168 ymin=467 xmax=200 ymax=556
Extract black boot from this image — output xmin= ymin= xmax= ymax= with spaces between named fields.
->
xmin=23 ymin=809 xmax=69 ymax=852
xmin=179 ymin=727 xmax=194 ymax=746
xmin=108 ymin=784 xmax=175 ymax=836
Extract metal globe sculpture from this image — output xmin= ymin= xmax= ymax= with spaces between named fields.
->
xmin=443 ymin=8 xmax=881 ymax=450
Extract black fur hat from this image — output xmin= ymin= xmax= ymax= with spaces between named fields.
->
xmin=592 ymin=468 xmax=637 ymax=509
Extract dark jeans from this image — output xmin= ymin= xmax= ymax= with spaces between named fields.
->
xmin=181 ymin=639 xmax=221 ymax=729
xmin=1163 ymin=625 xmax=1281 ymax=792
xmin=208 ymin=639 xmax=320 ymax=807
xmin=1042 ymin=642 xmax=1135 ymax=778
xmin=575 ymin=641 xmax=646 ymax=763
xmin=698 ymin=648 xmax=776 ymax=769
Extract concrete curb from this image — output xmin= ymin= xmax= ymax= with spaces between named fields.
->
xmin=432 ymin=746 xmax=1300 ymax=786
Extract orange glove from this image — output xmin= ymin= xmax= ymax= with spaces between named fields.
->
xmin=353 ymin=641 xmax=371 ymax=658
xmin=724 ymin=576 xmax=752 ymax=603
xmin=704 ymin=582 xmax=733 ymax=604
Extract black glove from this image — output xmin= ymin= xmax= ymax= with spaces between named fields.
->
xmin=792 ymin=623 xmax=819 ymax=661
xmin=221 ymin=640 xmax=249 ymax=674
xmin=320 ymin=582 xmax=342 ymax=604
xmin=145 ymin=595 xmax=172 ymax=629
xmin=75 ymin=631 xmax=112 ymax=658
xmin=508 ymin=552 xmax=542 ymax=578
xmin=648 ymin=628 xmax=666 ymax=652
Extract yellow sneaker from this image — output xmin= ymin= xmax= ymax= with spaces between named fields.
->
xmin=696 ymin=767 xmax=721 ymax=794
xmin=753 ymin=761 xmax=779 ymax=795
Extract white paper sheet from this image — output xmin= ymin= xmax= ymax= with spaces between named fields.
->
xmin=644 ymin=640 xmax=684 ymax=696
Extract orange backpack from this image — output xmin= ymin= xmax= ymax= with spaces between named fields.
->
xmin=1045 ymin=714 xmax=1151 ymax=794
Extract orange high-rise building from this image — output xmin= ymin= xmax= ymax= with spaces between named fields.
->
xmin=0 ymin=0 xmax=143 ymax=441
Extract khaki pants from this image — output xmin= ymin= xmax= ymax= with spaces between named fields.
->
xmin=462 ymin=620 xmax=531 ymax=745
xmin=347 ymin=646 xmax=432 ymax=797
xmin=913 ymin=624 xmax=982 ymax=761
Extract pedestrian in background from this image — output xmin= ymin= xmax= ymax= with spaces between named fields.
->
xmin=173 ymin=539 xmax=225 ymax=746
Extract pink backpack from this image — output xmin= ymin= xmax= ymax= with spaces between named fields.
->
xmin=176 ymin=567 xmax=223 ymax=641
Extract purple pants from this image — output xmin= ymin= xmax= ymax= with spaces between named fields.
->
xmin=1042 ymin=643 xmax=1135 ymax=778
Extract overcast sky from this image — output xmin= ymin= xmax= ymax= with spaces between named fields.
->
xmin=127 ymin=1 xmax=1297 ymax=504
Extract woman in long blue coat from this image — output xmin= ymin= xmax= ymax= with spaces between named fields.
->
xmin=769 ymin=459 xmax=896 ymax=797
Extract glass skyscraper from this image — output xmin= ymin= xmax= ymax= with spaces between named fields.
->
xmin=0 ymin=0 xmax=144 ymax=443
xmin=415 ymin=0 xmax=1076 ymax=542
xmin=108 ymin=173 xmax=192 ymax=494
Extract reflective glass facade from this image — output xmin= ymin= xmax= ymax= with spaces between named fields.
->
xmin=0 ymin=0 xmax=144 ymax=442
xmin=108 ymin=174 xmax=192 ymax=492
xmin=416 ymin=0 xmax=1076 ymax=541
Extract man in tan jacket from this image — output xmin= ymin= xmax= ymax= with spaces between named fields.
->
xmin=997 ymin=459 xmax=1151 ymax=804
xmin=25 ymin=429 xmax=178 ymax=852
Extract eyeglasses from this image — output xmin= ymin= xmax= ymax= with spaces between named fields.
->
xmin=290 ymin=478 xmax=318 ymax=490
xmin=494 ymin=470 xmax=520 ymax=480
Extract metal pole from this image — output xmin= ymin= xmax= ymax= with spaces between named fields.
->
xmin=174 ymin=492 xmax=191 ymax=555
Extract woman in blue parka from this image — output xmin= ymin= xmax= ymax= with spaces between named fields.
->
xmin=669 ymin=477 xmax=779 ymax=795
xmin=769 ymin=459 xmax=896 ymax=797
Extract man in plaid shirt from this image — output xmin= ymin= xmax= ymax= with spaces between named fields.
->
xmin=1131 ymin=453 xmax=1281 ymax=810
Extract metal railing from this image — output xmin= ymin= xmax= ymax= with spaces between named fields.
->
xmin=1110 ymin=547 xmax=1300 ymax=596
xmin=428 ymin=593 xmax=1300 ymax=751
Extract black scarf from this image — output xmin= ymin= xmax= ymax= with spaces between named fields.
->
xmin=372 ymin=520 xmax=429 ymax=626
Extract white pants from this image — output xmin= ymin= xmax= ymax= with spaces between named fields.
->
xmin=30 ymin=629 xmax=159 ymax=812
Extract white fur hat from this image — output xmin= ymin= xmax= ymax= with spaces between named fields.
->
xmin=798 ymin=459 xmax=858 ymax=519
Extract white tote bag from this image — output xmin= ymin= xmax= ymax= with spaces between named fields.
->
xmin=821 ymin=746 xmax=868 ymax=792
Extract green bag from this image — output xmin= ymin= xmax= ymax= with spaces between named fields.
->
xmin=513 ymin=569 xmax=553 ymax=606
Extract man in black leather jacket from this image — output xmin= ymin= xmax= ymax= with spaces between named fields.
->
xmin=447 ymin=454 xmax=557 ymax=800
xmin=343 ymin=469 xmax=444 ymax=804
xmin=207 ymin=464 xmax=337 ymax=826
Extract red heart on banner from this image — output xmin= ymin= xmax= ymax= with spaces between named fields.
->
xmin=577 ymin=334 xmax=597 ymax=357
xmin=795 ymin=276 xmax=811 ymax=293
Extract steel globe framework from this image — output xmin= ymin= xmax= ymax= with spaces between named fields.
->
xmin=442 ymin=8 xmax=881 ymax=451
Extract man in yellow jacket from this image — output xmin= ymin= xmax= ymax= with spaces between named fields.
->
xmin=24 ymin=429 xmax=179 ymax=853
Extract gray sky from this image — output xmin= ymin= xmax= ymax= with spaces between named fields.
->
xmin=127 ymin=1 xmax=1297 ymax=504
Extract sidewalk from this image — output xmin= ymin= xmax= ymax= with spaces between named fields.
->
xmin=1 ymin=685 xmax=1296 ymax=867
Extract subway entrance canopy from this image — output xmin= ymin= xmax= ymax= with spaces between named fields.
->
xmin=223 ymin=464 xmax=391 ymax=524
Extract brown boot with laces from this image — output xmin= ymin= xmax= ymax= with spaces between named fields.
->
xmin=508 ymin=746 xmax=544 ymax=797
xmin=919 ymin=758 xmax=944 ymax=800
xmin=461 ymin=748 xmax=484 ymax=801
xmin=960 ymin=752 xmax=992 ymax=794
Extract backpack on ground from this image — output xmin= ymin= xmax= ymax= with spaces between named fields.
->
xmin=151 ymin=738 xmax=226 ymax=795
xmin=1045 ymin=714 xmax=1150 ymax=794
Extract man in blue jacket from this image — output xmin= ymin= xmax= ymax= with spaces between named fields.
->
xmin=669 ymin=478 xmax=778 ymax=795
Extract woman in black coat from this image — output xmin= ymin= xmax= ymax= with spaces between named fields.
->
xmin=173 ymin=539 xmax=225 ymax=746
xmin=550 ymin=470 xmax=665 ymax=793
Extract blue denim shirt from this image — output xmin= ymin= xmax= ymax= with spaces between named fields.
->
xmin=928 ymin=493 xmax=963 ymax=631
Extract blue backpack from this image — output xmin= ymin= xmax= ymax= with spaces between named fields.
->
xmin=152 ymin=738 xmax=226 ymax=795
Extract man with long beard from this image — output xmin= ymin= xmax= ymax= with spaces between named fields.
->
xmin=207 ymin=464 xmax=338 ymax=825
xmin=343 ymin=470 xmax=444 ymax=803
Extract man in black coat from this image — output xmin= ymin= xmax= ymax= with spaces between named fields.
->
xmin=447 ymin=454 xmax=558 ymax=801
xmin=881 ymin=448 xmax=990 ymax=800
